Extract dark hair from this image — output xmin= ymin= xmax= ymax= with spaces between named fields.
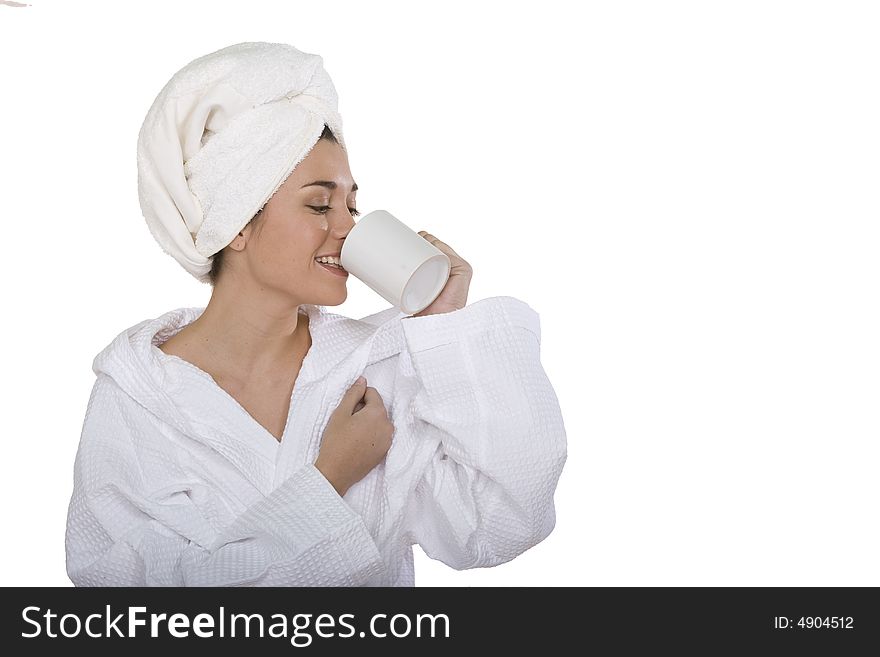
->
xmin=207 ymin=123 xmax=340 ymax=286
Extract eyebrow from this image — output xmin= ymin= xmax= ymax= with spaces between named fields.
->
xmin=300 ymin=180 xmax=358 ymax=192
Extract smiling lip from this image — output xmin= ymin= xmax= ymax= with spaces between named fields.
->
xmin=315 ymin=252 xmax=342 ymax=258
xmin=318 ymin=261 xmax=349 ymax=277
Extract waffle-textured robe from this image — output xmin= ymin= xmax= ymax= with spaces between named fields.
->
xmin=65 ymin=296 xmax=567 ymax=586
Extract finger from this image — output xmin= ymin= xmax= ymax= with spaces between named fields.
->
xmin=362 ymin=387 xmax=389 ymax=416
xmin=341 ymin=377 xmax=368 ymax=411
xmin=418 ymin=231 xmax=461 ymax=258
xmin=362 ymin=386 xmax=381 ymax=406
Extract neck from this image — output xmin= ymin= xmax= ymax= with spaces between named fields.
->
xmin=187 ymin=276 xmax=311 ymax=380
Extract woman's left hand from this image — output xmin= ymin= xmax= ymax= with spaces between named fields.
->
xmin=410 ymin=231 xmax=473 ymax=317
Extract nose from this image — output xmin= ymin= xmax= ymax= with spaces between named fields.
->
xmin=330 ymin=209 xmax=357 ymax=239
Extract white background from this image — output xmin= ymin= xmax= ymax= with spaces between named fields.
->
xmin=0 ymin=0 xmax=877 ymax=586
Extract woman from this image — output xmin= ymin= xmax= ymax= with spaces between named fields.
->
xmin=65 ymin=42 xmax=567 ymax=586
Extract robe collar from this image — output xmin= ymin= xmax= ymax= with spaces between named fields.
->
xmin=139 ymin=303 xmax=406 ymax=495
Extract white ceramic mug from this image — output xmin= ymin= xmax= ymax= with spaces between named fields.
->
xmin=340 ymin=210 xmax=451 ymax=315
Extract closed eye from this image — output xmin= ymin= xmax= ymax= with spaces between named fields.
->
xmin=308 ymin=205 xmax=360 ymax=217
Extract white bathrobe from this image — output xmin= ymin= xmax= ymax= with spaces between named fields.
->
xmin=65 ymin=296 xmax=567 ymax=586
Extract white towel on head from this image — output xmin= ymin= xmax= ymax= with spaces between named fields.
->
xmin=136 ymin=42 xmax=347 ymax=283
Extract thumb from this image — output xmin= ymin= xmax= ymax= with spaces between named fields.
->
xmin=340 ymin=376 xmax=367 ymax=411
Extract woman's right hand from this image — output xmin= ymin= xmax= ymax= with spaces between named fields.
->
xmin=314 ymin=377 xmax=394 ymax=497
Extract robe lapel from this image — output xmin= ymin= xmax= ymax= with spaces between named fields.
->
xmin=166 ymin=362 xmax=280 ymax=497
xmin=154 ymin=303 xmax=408 ymax=497
xmin=272 ymin=305 xmax=407 ymax=487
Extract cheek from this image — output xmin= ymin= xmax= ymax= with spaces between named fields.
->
xmin=266 ymin=224 xmax=329 ymax=265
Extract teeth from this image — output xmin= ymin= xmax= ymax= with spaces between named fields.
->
xmin=316 ymin=256 xmax=344 ymax=269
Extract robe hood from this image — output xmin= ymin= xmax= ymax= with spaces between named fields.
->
xmin=91 ymin=307 xmax=206 ymax=436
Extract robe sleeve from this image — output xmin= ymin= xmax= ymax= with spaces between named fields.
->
xmin=397 ymin=296 xmax=567 ymax=570
xmin=65 ymin=379 xmax=385 ymax=587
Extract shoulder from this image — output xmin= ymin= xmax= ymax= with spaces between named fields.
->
xmin=314 ymin=305 xmax=408 ymax=366
xmin=357 ymin=305 xmax=406 ymax=328
xmin=76 ymin=375 xmax=185 ymax=494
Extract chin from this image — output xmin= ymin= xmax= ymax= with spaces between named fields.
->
xmin=319 ymin=286 xmax=348 ymax=307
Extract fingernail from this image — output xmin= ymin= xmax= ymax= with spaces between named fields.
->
xmin=356 ymin=376 xmax=366 ymax=384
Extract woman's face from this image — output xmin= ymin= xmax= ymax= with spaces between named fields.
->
xmin=230 ymin=138 xmax=359 ymax=304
